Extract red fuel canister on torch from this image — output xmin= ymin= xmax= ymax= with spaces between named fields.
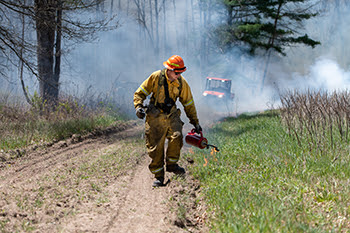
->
xmin=185 ymin=129 xmax=208 ymax=149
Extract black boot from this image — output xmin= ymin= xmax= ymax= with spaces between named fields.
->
xmin=166 ymin=164 xmax=185 ymax=175
xmin=152 ymin=177 xmax=165 ymax=187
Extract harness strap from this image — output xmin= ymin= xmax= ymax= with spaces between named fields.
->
xmin=152 ymin=69 xmax=182 ymax=114
xmin=154 ymin=69 xmax=166 ymax=107
xmin=163 ymin=72 xmax=171 ymax=103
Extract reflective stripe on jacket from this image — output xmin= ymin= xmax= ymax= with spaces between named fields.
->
xmin=134 ymin=69 xmax=199 ymax=125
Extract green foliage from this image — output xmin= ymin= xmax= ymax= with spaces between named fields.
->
xmin=30 ymin=91 xmax=44 ymax=113
xmin=48 ymin=117 xmax=96 ymax=141
xmin=186 ymin=111 xmax=350 ymax=232
xmin=0 ymin=97 xmax=124 ymax=151
xmin=285 ymin=34 xmax=320 ymax=48
xmin=214 ymin=0 xmax=320 ymax=55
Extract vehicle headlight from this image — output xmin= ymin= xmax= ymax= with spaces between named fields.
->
xmin=218 ymin=95 xmax=223 ymax=98
xmin=203 ymin=92 xmax=208 ymax=96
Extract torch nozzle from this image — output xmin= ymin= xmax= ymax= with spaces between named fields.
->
xmin=204 ymin=143 xmax=220 ymax=152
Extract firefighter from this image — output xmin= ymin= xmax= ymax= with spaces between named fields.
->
xmin=133 ymin=55 xmax=202 ymax=187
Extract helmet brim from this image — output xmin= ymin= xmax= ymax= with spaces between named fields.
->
xmin=174 ymin=67 xmax=187 ymax=72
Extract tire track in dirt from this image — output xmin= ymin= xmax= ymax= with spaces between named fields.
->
xmin=0 ymin=121 xmax=139 ymax=190
xmin=61 ymin=155 xmax=186 ymax=233
xmin=1 ymin=142 xmax=91 ymax=189
xmin=104 ymin=157 xmax=181 ymax=233
xmin=0 ymin=121 xmax=205 ymax=232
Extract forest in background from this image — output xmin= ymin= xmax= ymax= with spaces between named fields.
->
xmin=1 ymin=0 xmax=350 ymax=115
xmin=2 ymin=3 xmax=350 ymax=230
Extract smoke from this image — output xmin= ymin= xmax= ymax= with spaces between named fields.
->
xmin=305 ymin=58 xmax=350 ymax=91
xmin=58 ymin=2 xmax=285 ymax=121
xmin=276 ymin=57 xmax=350 ymax=99
xmin=4 ymin=1 xmax=350 ymax=122
xmin=60 ymin=2 xmax=228 ymax=118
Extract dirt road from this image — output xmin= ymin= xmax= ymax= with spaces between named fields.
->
xmin=0 ymin=121 xmax=207 ymax=232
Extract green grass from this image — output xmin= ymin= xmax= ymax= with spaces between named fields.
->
xmin=0 ymin=111 xmax=123 ymax=152
xmin=48 ymin=115 xmax=115 ymax=140
xmin=186 ymin=111 xmax=350 ymax=232
xmin=0 ymin=92 xmax=130 ymax=152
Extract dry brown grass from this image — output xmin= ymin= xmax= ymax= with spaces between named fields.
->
xmin=280 ymin=89 xmax=350 ymax=154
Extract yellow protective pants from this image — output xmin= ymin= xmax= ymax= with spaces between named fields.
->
xmin=145 ymin=108 xmax=184 ymax=178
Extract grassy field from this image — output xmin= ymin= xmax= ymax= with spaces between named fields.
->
xmin=0 ymin=97 xmax=125 ymax=152
xmin=3 ymin=90 xmax=350 ymax=232
xmin=185 ymin=111 xmax=350 ymax=232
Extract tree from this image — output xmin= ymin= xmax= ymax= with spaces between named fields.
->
xmin=216 ymin=0 xmax=320 ymax=54
xmin=35 ymin=0 xmax=58 ymax=106
xmin=0 ymin=0 xmax=116 ymax=107
xmin=213 ymin=0 xmax=320 ymax=92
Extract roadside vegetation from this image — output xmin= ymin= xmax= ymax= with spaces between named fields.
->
xmin=185 ymin=90 xmax=350 ymax=232
xmin=0 ymin=92 xmax=128 ymax=152
xmin=3 ymin=89 xmax=350 ymax=232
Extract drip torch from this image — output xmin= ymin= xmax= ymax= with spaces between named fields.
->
xmin=185 ymin=129 xmax=219 ymax=151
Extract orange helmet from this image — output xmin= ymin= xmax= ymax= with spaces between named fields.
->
xmin=163 ymin=55 xmax=187 ymax=72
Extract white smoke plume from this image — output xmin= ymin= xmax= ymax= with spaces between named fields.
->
xmin=3 ymin=1 xmax=350 ymax=121
xmin=306 ymin=58 xmax=350 ymax=91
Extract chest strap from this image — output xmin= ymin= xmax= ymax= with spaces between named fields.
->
xmin=152 ymin=69 xmax=176 ymax=114
xmin=159 ymin=73 xmax=175 ymax=113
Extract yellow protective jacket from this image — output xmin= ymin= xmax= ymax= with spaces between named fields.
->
xmin=134 ymin=69 xmax=199 ymax=126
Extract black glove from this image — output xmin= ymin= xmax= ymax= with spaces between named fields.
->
xmin=194 ymin=124 xmax=202 ymax=133
xmin=136 ymin=107 xmax=145 ymax=119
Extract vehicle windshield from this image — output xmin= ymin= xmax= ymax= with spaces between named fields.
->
xmin=205 ymin=79 xmax=231 ymax=93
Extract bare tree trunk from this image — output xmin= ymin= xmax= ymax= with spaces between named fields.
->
xmin=260 ymin=2 xmax=282 ymax=93
xmin=35 ymin=0 xmax=57 ymax=107
xmin=173 ymin=0 xmax=179 ymax=50
xmin=98 ymin=0 xmax=105 ymax=14
xmin=142 ymin=0 xmax=147 ymax=48
xmin=110 ymin=0 xmax=114 ymax=16
xmin=134 ymin=0 xmax=154 ymax=46
xmin=127 ymin=0 xmax=130 ymax=15
xmin=135 ymin=0 xmax=141 ymax=40
xmin=199 ymin=1 xmax=208 ymax=77
xmin=53 ymin=0 xmax=62 ymax=102
xmin=154 ymin=0 xmax=159 ymax=59
xmin=149 ymin=0 xmax=153 ymax=35
xmin=19 ymin=0 xmax=32 ymax=105
xmin=260 ymin=49 xmax=272 ymax=94
xmin=184 ymin=0 xmax=189 ymax=57
xmin=162 ymin=0 xmax=166 ymax=57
